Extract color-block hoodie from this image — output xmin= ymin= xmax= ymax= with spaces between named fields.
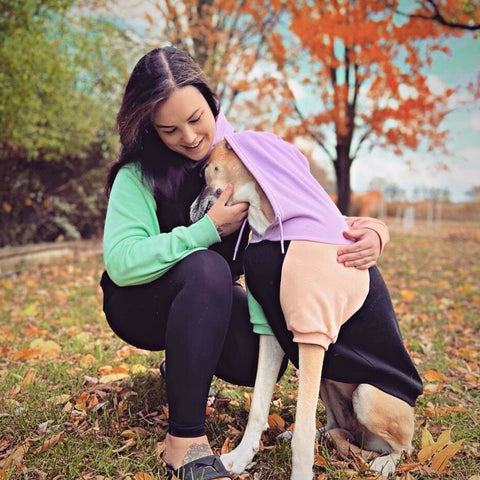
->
xmin=224 ymin=130 xmax=370 ymax=349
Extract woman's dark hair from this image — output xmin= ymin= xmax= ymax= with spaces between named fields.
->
xmin=106 ymin=46 xmax=219 ymax=199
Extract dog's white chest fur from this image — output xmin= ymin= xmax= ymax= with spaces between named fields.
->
xmin=233 ymin=181 xmax=273 ymax=236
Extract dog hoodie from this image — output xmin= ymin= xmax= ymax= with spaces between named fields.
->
xmin=225 ymin=130 xmax=370 ymax=349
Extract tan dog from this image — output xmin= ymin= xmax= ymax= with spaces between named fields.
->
xmin=191 ymin=140 xmax=416 ymax=480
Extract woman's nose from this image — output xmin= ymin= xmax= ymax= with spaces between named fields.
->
xmin=182 ymin=126 xmax=197 ymax=144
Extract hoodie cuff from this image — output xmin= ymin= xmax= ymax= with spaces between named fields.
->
xmin=189 ymin=214 xmax=221 ymax=247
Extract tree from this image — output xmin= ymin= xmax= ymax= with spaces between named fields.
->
xmin=0 ymin=0 xmax=128 ymax=245
xmin=384 ymin=0 xmax=480 ymax=31
xmin=101 ymin=0 xmax=285 ymax=117
xmin=269 ymin=0 xmax=470 ymax=213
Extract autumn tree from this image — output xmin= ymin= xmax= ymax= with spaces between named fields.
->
xmin=101 ymin=0 xmax=286 ymax=118
xmin=384 ymin=0 xmax=480 ymax=31
xmin=269 ymin=0 xmax=473 ymax=214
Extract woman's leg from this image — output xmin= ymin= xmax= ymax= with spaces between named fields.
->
xmin=101 ymin=249 xmax=257 ymax=474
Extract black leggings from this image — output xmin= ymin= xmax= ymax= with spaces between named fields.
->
xmin=101 ymin=249 xmax=264 ymax=437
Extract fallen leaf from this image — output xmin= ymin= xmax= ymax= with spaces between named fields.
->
xmin=243 ymin=392 xmax=252 ymax=412
xmin=32 ymin=432 xmax=67 ymax=455
xmin=20 ymin=368 xmax=37 ymax=388
xmin=424 ymin=370 xmax=449 ymax=382
xmin=99 ymin=373 xmax=130 ymax=383
xmin=268 ymin=413 xmax=285 ymax=429
xmin=130 ymin=364 xmax=148 ymax=374
xmin=121 ymin=427 xmax=148 ymax=438
xmin=47 ymin=394 xmax=71 ymax=406
xmin=134 ymin=473 xmax=154 ymax=480
xmin=421 ymin=426 xmax=435 ymax=448
xmin=221 ymin=437 xmax=231 ymax=455
xmin=430 ymin=440 xmax=463 ymax=473
xmin=113 ymin=438 xmax=136 ymax=453
xmin=418 ymin=428 xmax=451 ymax=462
xmin=314 ymin=454 xmax=327 ymax=466
xmin=2 ymin=442 xmax=31 ymax=470
xmin=29 ymin=338 xmax=61 ymax=358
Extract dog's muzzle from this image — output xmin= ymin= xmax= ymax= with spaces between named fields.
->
xmin=190 ymin=186 xmax=220 ymax=223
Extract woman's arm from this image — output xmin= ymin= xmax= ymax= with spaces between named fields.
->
xmin=336 ymin=217 xmax=390 ymax=270
xmin=103 ymin=165 xmax=220 ymax=286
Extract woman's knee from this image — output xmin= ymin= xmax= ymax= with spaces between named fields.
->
xmin=179 ymin=250 xmax=232 ymax=293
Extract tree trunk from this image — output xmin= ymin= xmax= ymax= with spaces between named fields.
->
xmin=334 ymin=145 xmax=352 ymax=215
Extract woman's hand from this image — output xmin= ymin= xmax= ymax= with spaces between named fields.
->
xmin=337 ymin=228 xmax=382 ymax=270
xmin=207 ymin=185 xmax=249 ymax=237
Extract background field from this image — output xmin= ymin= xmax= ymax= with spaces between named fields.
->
xmin=1 ymin=219 xmax=479 ymax=480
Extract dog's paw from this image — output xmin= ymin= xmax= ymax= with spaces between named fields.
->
xmin=369 ymin=454 xmax=398 ymax=477
xmin=221 ymin=448 xmax=256 ymax=475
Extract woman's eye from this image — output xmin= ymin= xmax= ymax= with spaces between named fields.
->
xmin=163 ymin=128 xmax=176 ymax=134
xmin=190 ymin=115 xmax=202 ymax=123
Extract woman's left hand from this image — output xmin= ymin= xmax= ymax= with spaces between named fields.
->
xmin=337 ymin=228 xmax=381 ymax=270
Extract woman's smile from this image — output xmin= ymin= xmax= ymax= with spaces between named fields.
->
xmin=153 ymin=86 xmax=216 ymax=161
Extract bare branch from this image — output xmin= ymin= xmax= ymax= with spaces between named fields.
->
xmin=382 ymin=0 xmax=480 ymax=30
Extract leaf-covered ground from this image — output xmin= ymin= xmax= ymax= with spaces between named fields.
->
xmin=1 ymin=220 xmax=479 ymax=480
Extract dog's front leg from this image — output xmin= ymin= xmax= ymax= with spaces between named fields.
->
xmin=221 ymin=334 xmax=284 ymax=474
xmin=291 ymin=344 xmax=325 ymax=480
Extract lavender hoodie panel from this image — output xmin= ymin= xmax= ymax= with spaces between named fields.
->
xmin=225 ymin=131 xmax=352 ymax=246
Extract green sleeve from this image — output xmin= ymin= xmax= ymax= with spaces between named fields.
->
xmin=246 ymin=284 xmax=274 ymax=336
xmin=103 ymin=164 xmax=221 ymax=286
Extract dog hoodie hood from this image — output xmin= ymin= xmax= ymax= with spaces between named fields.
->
xmin=225 ymin=131 xmax=353 ymax=257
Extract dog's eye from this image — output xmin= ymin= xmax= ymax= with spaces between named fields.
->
xmin=214 ymin=166 xmax=219 ymax=172
xmin=225 ymin=142 xmax=232 ymax=150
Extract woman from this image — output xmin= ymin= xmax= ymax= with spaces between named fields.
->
xmin=100 ymin=46 xmax=389 ymax=480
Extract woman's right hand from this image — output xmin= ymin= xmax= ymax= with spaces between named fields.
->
xmin=207 ymin=185 xmax=249 ymax=237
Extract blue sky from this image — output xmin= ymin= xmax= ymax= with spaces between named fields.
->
xmin=347 ymin=33 xmax=480 ymax=202
xmin=114 ymin=4 xmax=479 ymax=202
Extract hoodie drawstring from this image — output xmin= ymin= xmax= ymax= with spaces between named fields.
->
xmin=233 ymin=218 xmax=248 ymax=261
xmin=278 ymin=215 xmax=285 ymax=254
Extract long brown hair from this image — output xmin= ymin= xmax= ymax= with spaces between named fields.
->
xmin=106 ymin=46 xmax=219 ymax=199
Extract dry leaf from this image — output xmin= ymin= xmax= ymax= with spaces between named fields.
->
xmin=32 ymin=432 xmax=67 ymax=455
xmin=47 ymin=394 xmax=71 ymax=406
xmin=113 ymin=438 xmax=136 ymax=453
xmin=421 ymin=426 xmax=435 ymax=447
xmin=134 ymin=473 xmax=153 ymax=480
xmin=424 ymin=370 xmax=449 ymax=382
xmin=268 ymin=413 xmax=285 ymax=429
xmin=2 ymin=442 xmax=30 ymax=470
xmin=221 ymin=437 xmax=231 ymax=455
xmin=130 ymin=364 xmax=148 ymax=374
xmin=21 ymin=368 xmax=37 ymax=387
xmin=99 ymin=372 xmax=130 ymax=383
xmin=431 ymin=440 xmax=463 ymax=473
xmin=314 ymin=454 xmax=327 ymax=466
xmin=243 ymin=392 xmax=252 ymax=412
xmin=29 ymin=338 xmax=61 ymax=358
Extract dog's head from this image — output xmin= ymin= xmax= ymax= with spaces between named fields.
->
xmin=190 ymin=139 xmax=254 ymax=223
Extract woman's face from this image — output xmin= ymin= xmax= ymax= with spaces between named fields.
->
xmin=153 ymin=86 xmax=216 ymax=161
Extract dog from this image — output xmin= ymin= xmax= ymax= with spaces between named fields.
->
xmin=190 ymin=132 xmax=422 ymax=480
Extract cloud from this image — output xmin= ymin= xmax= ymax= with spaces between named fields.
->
xmin=466 ymin=113 xmax=480 ymax=132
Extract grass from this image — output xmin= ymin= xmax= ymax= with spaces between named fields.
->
xmin=1 ymin=218 xmax=479 ymax=479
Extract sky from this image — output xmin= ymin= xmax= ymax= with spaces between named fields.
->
xmin=340 ymin=34 xmax=479 ymax=202
xmin=113 ymin=3 xmax=480 ymax=202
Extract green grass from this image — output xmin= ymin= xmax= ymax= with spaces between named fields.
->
xmin=1 ymin=220 xmax=480 ymax=479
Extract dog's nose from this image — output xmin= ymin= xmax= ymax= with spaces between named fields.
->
xmin=215 ymin=188 xmax=222 ymax=197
